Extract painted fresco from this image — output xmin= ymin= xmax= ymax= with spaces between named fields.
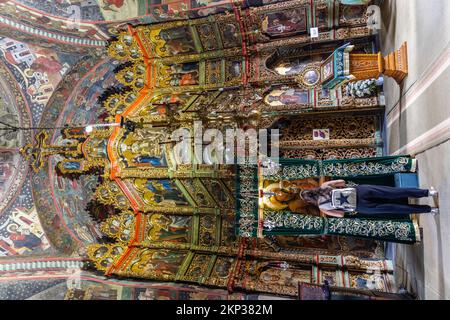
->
xmin=339 ymin=4 xmax=368 ymax=25
xmin=0 ymin=37 xmax=80 ymax=122
xmin=30 ymin=56 xmax=119 ymax=254
xmin=6 ymin=272 xmax=286 ymax=300
xmin=0 ymin=0 xmax=294 ymax=52
xmin=0 ymin=279 xmax=66 ymax=300
xmin=15 ymin=0 xmax=105 ymax=21
xmin=0 ymin=84 xmax=23 ymax=213
xmin=0 ymin=205 xmax=51 ymax=256
xmin=12 ymin=0 xmax=138 ymax=23
xmin=98 ymin=0 xmax=140 ymax=21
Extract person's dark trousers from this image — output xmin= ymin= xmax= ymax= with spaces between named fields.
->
xmin=355 ymin=185 xmax=431 ymax=214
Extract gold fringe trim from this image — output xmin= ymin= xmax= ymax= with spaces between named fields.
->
xmin=410 ymin=158 xmax=417 ymax=172
xmin=412 ymin=216 xmax=421 ymax=243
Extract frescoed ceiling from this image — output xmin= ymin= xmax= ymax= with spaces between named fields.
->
xmin=0 ymin=1 xmax=289 ymax=51
xmin=0 ymin=65 xmax=29 ymax=214
xmin=32 ymin=55 xmax=124 ymax=255
xmin=0 ymin=51 xmax=118 ymax=256
xmin=0 ymin=37 xmax=83 ymax=257
xmin=0 ymin=28 xmax=106 ymax=256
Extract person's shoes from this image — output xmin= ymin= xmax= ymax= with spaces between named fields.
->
xmin=429 ymin=187 xmax=438 ymax=197
xmin=430 ymin=208 xmax=439 ymax=216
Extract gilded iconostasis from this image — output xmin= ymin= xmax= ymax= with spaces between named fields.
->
xmin=0 ymin=0 xmax=404 ymax=300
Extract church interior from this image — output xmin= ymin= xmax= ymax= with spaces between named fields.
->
xmin=0 ymin=0 xmax=449 ymax=301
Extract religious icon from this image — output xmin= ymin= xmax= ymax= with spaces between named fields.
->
xmin=273 ymin=57 xmax=312 ymax=76
xmin=100 ymin=257 xmax=114 ymax=268
xmin=227 ymin=61 xmax=242 ymax=78
xmin=143 ymin=179 xmax=189 ymax=206
xmin=157 ymin=27 xmax=196 ymax=56
xmin=111 ymin=246 xmax=124 ymax=256
xmin=94 ymin=246 xmax=108 ymax=259
xmin=321 ymin=56 xmax=335 ymax=83
xmin=166 ymin=62 xmax=199 ymax=86
xmin=274 ymin=235 xmax=343 ymax=252
xmin=264 ymin=89 xmax=309 ymax=106
xmin=340 ymin=4 xmax=368 ymax=23
xmin=261 ymin=178 xmax=320 ymax=215
xmin=148 ymin=214 xmax=192 ymax=243
xmin=161 ymin=40 xmax=196 ymax=55
xmin=313 ymin=129 xmax=330 ymax=140
xmin=257 ymin=261 xmax=311 ymax=288
xmin=0 ymin=153 xmax=15 ymax=195
xmin=221 ymin=23 xmax=240 ymax=48
xmin=131 ymin=249 xmax=186 ymax=277
xmin=213 ymin=259 xmax=232 ymax=278
xmin=299 ymin=68 xmax=321 ymax=87
xmin=62 ymin=161 xmax=83 ymax=171
xmin=261 ymin=8 xmax=307 ymax=38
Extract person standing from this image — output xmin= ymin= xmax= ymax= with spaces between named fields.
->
xmin=299 ymin=179 xmax=439 ymax=217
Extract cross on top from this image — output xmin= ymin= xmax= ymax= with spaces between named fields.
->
xmin=20 ymin=131 xmax=81 ymax=173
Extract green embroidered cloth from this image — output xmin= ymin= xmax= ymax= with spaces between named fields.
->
xmin=263 ymin=211 xmax=419 ymax=244
xmin=236 ymin=156 xmax=420 ymax=243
